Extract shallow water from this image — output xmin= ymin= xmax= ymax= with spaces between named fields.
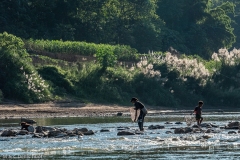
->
xmin=1 ymin=113 xmax=240 ymax=159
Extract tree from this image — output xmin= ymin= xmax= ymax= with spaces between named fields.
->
xmin=157 ymin=0 xmax=236 ymax=58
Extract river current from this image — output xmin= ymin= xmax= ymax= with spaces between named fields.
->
xmin=0 ymin=112 xmax=240 ymax=159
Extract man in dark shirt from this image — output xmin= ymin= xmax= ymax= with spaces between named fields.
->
xmin=192 ymin=101 xmax=204 ymax=126
xmin=131 ymin=97 xmax=147 ymax=131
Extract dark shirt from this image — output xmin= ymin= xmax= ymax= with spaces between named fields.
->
xmin=194 ymin=106 xmax=202 ymax=115
xmin=134 ymin=101 xmax=145 ymax=114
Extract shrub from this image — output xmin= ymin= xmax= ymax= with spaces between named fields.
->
xmin=37 ymin=66 xmax=74 ymax=94
xmin=0 ymin=32 xmax=51 ymax=102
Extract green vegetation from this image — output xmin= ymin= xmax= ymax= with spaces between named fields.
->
xmin=25 ymin=39 xmax=139 ymax=61
xmin=0 ymin=0 xmax=239 ymax=58
xmin=0 ymin=32 xmax=51 ymax=103
xmin=1 ymin=0 xmax=240 ymax=108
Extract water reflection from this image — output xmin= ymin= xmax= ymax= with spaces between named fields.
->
xmin=1 ymin=113 xmax=240 ymax=127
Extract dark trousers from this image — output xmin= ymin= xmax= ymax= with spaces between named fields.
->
xmin=137 ymin=113 xmax=146 ymax=130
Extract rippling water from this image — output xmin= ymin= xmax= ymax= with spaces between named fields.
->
xmin=1 ymin=113 xmax=240 ymax=159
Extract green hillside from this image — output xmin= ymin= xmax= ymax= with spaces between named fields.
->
xmin=1 ymin=0 xmax=240 ymax=108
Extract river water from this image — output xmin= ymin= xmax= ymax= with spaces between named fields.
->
xmin=0 ymin=112 xmax=240 ymax=159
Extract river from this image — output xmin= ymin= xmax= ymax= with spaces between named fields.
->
xmin=0 ymin=112 xmax=240 ymax=159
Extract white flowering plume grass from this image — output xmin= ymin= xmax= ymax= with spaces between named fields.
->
xmin=21 ymin=67 xmax=50 ymax=101
xmin=212 ymin=48 xmax=240 ymax=66
xmin=129 ymin=48 xmax=240 ymax=87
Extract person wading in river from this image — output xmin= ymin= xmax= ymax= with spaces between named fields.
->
xmin=131 ymin=97 xmax=148 ymax=131
xmin=192 ymin=101 xmax=204 ymax=126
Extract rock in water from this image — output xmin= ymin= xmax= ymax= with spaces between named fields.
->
xmin=28 ymin=126 xmax=35 ymax=132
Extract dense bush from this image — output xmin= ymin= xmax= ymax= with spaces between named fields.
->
xmin=37 ymin=66 xmax=75 ymax=95
xmin=0 ymin=32 xmax=51 ymax=103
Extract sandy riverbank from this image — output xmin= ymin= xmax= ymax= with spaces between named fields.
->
xmin=0 ymin=102 xmax=228 ymax=120
xmin=0 ymin=102 xmax=134 ymax=119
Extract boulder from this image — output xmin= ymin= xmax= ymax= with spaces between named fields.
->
xmin=225 ymin=122 xmax=240 ymax=129
xmin=174 ymin=128 xmax=185 ymax=134
xmin=27 ymin=126 xmax=35 ymax=132
xmin=205 ymin=129 xmax=212 ymax=133
xmin=42 ymin=127 xmax=56 ymax=132
xmin=184 ymin=127 xmax=193 ymax=133
xmin=17 ymin=130 xmax=29 ymax=135
xmin=117 ymin=112 xmax=123 ymax=116
xmin=148 ymin=125 xmax=164 ymax=130
xmin=175 ymin=122 xmax=183 ymax=124
xmin=100 ymin=129 xmax=110 ymax=132
xmin=84 ymin=130 xmax=94 ymax=135
xmin=55 ymin=133 xmax=68 ymax=138
xmin=202 ymin=135 xmax=212 ymax=139
xmin=35 ymin=126 xmax=43 ymax=133
xmin=1 ymin=130 xmax=16 ymax=137
xmin=225 ymin=126 xmax=239 ymax=129
xmin=228 ymin=122 xmax=240 ymax=128
xmin=48 ymin=130 xmax=62 ymax=137
xmin=117 ymin=131 xmax=135 ymax=136
xmin=77 ymin=128 xmax=88 ymax=133
xmin=75 ymin=131 xmax=84 ymax=136
xmin=172 ymin=138 xmax=179 ymax=141
xmin=32 ymin=133 xmax=43 ymax=138
xmin=68 ymin=134 xmax=77 ymax=137
xmin=228 ymin=131 xmax=237 ymax=134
